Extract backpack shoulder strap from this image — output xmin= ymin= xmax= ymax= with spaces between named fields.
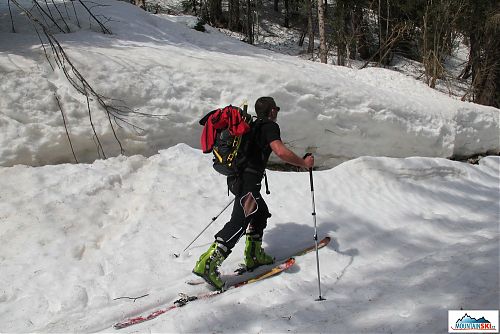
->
xmin=251 ymin=118 xmax=269 ymax=141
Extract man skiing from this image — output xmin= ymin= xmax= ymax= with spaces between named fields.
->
xmin=193 ymin=96 xmax=315 ymax=290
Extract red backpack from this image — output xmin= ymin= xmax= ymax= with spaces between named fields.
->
xmin=199 ymin=105 xmax=253 ymax=176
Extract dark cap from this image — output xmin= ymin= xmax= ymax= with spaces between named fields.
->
xmin=255 ymin=97 xmax=280 ymax=119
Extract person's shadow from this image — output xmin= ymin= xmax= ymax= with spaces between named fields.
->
xmin=262 ymin=220 xmax=359 ymax=283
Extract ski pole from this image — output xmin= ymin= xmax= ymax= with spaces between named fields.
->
xmin=182 ymin=198 xmax=235 ymax=252
xmin=305 ymin=153 xmax=325 ymax=301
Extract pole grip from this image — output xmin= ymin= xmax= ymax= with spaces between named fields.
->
xmin=303 ymin=153 xmax=314 ymax=191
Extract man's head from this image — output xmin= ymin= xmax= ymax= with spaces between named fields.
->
xmin=255 ymin=97 xmax=280 ymax=121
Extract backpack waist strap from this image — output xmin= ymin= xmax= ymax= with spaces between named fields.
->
xmin=243 ymin=167 xmax=263 ymax=177
xmin=243 ymin=168 xmax=270 ymax=194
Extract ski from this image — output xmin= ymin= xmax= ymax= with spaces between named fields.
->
xmin=186 ymin=236 xmax=331 ymax=285
xmin=113 ymin=257 xmax=295 ymax=330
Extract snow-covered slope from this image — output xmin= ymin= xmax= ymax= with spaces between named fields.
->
xmin=0 ymin=0 xmax=498 ymax=167
xmin=0 ymin=144 xmax=498 ymax=333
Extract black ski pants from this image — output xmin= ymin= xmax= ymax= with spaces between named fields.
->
xmin=215 ymin=171 xmax=271 ymax=250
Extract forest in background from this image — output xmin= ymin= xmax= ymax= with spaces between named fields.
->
xmin=133 ymin=0 xmax=499 ymax=108
xmin=4 ymin=0 xmax=499 ymax=108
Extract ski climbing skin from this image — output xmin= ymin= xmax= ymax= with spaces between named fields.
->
xmin=113 ymin=258 xmax=296 ymax=330
xmin=187 ymin=236 xmax=331 ymax=285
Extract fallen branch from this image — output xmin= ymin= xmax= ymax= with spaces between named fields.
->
xmin=113 ymin=294 xmax=149 ymax=302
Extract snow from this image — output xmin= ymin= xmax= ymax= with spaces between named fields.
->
xmin=0 ymin=145 xmax=498 ymax=332
xmin=0 ymin=1 xmax=499 ymax=333
xmin=0 ymin=0 xmax=498 ymax=167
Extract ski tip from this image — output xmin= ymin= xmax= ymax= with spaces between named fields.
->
xmin=186 ymin=281 xmax=204 ymax=286
xmin=317 ymin=236 xmax=331 ymax=246
xmin=114 ymin=322 xmax=131 ymax=330
xmin=280 ymin=257 xmax=295 ymax=269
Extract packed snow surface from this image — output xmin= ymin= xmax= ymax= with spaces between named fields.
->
xmin=0 ymin=0 xmax=498 ymax=167
xmin=0 ymin=144 xmax=498 ymax=333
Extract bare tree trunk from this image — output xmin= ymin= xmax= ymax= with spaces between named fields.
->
xmin=192 ymin=0 xmax=197 ymax=15
xmin=307 ymin=0 xmax=314 ymax=53
xmin=254 ymin=10 xmax=259 ymax=43
xmin=209 ymin=0 xmax=223 ymax=26
xmin=274 ymin=0 xmax=279 ymax=12
xmin=474 ymin=14 xmax=500 ymax=107
xmin=334 ymin=0 xmax=347 ymax=66
xmin=422 ymin=0 xmax=464 ymax=88
xmin=200 ymin=0 xmax=209 ymax=22
xmin=229 ymin=0 xmax=240 ymax=30
xmin=385 ymin=0 xmax=389 ymax=43
xmin=377 ymin=0 xmax=391 ymax=65
xmin=317 ymin=0 xmax=327 ymax=63
xmin=246 ymin=0 xmax=254 ymax=44
xmin=284 ymin=0 xmax=290 ymax=28
xmin=353 ymin=4 xmax=369 ymax=60
xmin=378 ymin=0 xmax=381 ymax=52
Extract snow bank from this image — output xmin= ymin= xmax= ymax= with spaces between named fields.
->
xmin=0 ymin=144 xmax=498 ymax=332
xmin=0 ymin=0 xmax=498 ymax=167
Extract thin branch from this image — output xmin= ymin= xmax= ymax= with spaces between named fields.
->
xmin=51 ymin=0 xmax=71 ymax=32
xmin=34 ymin=2 xmax=52 ymax=28
xmin=360 ymin=22 xmax=409 ymax=69
xmin=43 ymin=0 xmax=56 ymax=23
xmin=113 ymin=294 xmax=149 ymax=302
xmin=54 ymin=93 xmax=79 ymax=163
xmin=77 ymin=0 xmax=111 ymax=34
xmin=8 ymin=0 xmax=16 ymax=32
xmin=62 ymin=0 xmax=71 ymax=21
xmin=71 ymin=0 xmax=81 ymax=28
xmin=85 ymin=85 xmax=106 ymax=159
xmin=32 ymin=0 xmax=66 ymax=33
xmin=105 ymin=105 xmax=125 ymax=155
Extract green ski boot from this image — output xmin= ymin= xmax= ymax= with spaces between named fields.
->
xmin=192 ymin=242 xmax=228 ymax=290
xmin=244 ymin=234 xmax=274 ymax=271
